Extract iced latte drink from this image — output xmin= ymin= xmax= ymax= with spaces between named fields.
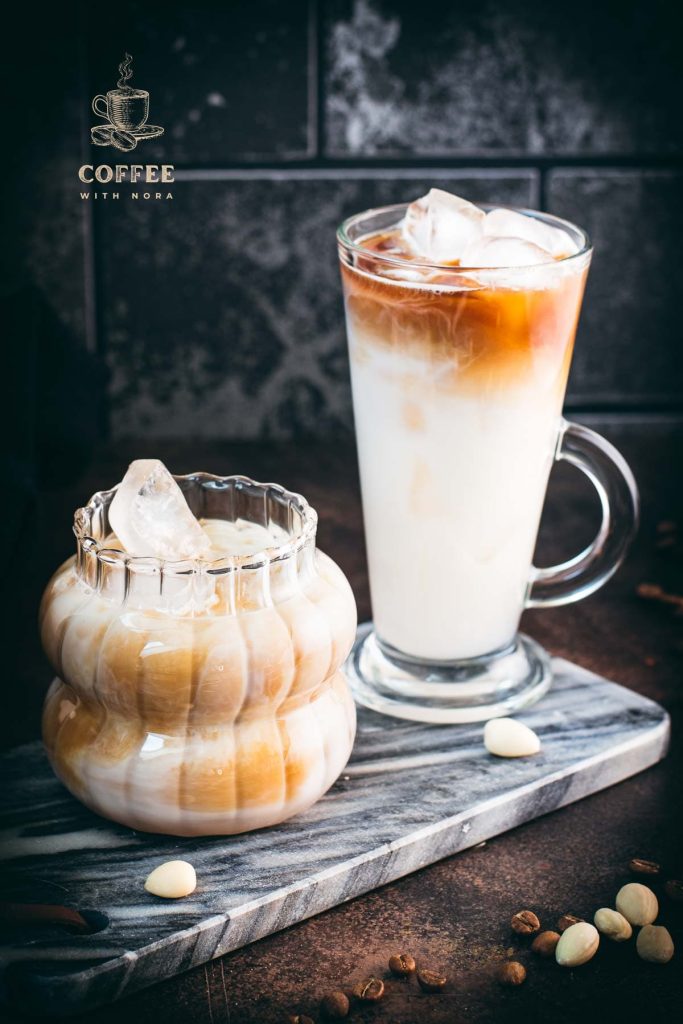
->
xmin=339 ymin=190 xmax=638 ymax=722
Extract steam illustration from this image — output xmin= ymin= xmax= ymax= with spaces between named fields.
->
xmin=117 ymin=53 xmax=134 ymax=91
xmin=90 ymin=53 xmax=164 ymax=150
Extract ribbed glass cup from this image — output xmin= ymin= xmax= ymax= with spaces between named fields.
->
xmin=40 ymin=474 xmax=357 ymax=836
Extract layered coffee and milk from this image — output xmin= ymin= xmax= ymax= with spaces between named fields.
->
xmin=340 ymin=190 xmax=590 ymax=661
xmin=40 ymin=461 xmax=357 ymax=836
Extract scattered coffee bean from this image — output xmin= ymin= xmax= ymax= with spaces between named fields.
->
xmin=417 ymin=969 xmax=448 ymax=992
xmin=664 ymin=879 xmax=683 ymax=902
xmin=289 ymin=1016 xmax=314 ymax=1024
xmin=321 ymin=991 xmax=349 ymax=1019
xmin=629 ymin=858 xmax=661 ymax=876
xmin=531 ymin=930 xmax=560 ymax=957
xmin=511 ymin=910 xmax=540 ymax=935
xmin=636 ymin=924 xmax=675 ymax=964
xmin=557 ymin=913 xmax=583 ymax=932
xmin=497 ymin=961 xmax=526 ymax=986
xmin=388 ymin=953 xmax=417 ymax=977
xmin=353 ymin=977 xmax=385 ymax=1002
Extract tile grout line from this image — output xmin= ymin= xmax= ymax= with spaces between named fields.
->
xmin=538 ymin=165 xmax=548 ymax=210
xmin=77 ymin=3 xmax=97 ymax=357
xmin=173 ymin=166 xmax=540 ymax=182
xmin=309 ymin=0 xmax=323 ymax=159
xmin=168 ymin=155 xmax=683 ymax=173
xmin=81 ymin=9 xmax=109 ymax=439
xmin=171 ymin=163 xmax=682 ymax=182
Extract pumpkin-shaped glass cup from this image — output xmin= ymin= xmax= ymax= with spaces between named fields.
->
xmin=40 ymin=474 xmax=357 ymax=836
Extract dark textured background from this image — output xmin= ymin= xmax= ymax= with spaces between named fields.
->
xmin=2 ymin=8 xmax=683 ymax=1020
xmin=4 ymin=0 xmax=682 ymax=479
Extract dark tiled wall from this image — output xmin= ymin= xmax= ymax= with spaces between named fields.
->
xmin=101 ymin=171 xmax=536 ymax=437
xmin=9 ymin=0 xmax=683 ymax=446
xmin=325 ymin=0 xmax=682 ymax=156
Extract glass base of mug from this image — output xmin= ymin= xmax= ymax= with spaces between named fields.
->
xmin=344 ymin=622 xmax=552 ymax=724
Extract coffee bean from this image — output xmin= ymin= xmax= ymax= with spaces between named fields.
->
xmin=320 ymin=991 xmax=349 ymax=1019
xmin=388 ymin=953 xmax=416 ymax=977
xmin=511 ymin=910 xmax=540 ymax=935
xmin=629 ymin=858 xmax=661 ymax=876
xmin=91 ymin=125 xmax=113 ymax=146
xmin=557 ymin=913 xmax=583 ymax=932
xmin=498 ymin=961 xmax=526 ymax=986
xmin=289 ymin=1016 xmax=314 ymax=1024
xmin=531 ymin=930 xmax=561 ymax=957
xmin=417 ymin=969 xmax=447 ymax=992
xmin=664 ymin=879 xmax=683 ymax=902
xmin=110 ymin=129 xmax=137 ymax=152
xmin=353 ymin=977 xmax=385 ymax=1001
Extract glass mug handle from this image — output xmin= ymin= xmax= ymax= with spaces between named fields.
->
xmin=92 ymin=95 xmax=108 ymax=118
xmin=526 ymin=419 xmax=639 ymax=608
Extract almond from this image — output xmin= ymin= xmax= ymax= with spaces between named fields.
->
xmin=616 ymin=883 xmax=658 ymax=926
xmin=593 ymin=908 xmax=632 ymax=942
xmin=555 ymin=922 xmax=600 ymax=967
xmin=144 ymin=860 xmax=197 ymax=899
xmin=484 ymin=718 xmax=540 ymax=757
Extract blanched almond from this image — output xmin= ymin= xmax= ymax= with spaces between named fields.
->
xmin=555 ymin=922 xmax=600 ymax=967
xmin=593 ymin=908 xmax=632 ymax=942
xmin=144 ymin=860 xmax=197 ymax=899
xmin=483 ymin=718 xmax=540 ymax=757
xmin=616 ymin=883 xmax=658 ymax=926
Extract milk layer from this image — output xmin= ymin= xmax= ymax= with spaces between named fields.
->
xmin=347 ymin=332 xmax=564 ymax=661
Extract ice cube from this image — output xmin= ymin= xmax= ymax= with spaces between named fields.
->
xmin=460 ymin=235 xmax=551 ymax=269
xmin=109 ymin=459 xmax=212 ymax=560
xmin=483 ymin=208 xmax=577 ymax=258
xmin=402 ymin=188 xmax=484 ymax=263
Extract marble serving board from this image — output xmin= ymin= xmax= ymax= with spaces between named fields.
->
xmin=0 ymin=658 xmax=669 ymax=1018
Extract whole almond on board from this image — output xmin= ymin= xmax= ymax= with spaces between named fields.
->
xmin=557 ymin=913 xmax=583 ymax=932
xmin=629 ymin=858 xmax=661 ymax=876
xmin=555 ymin=922 xmax=600 ymax=967
xmin=636 ymin=924 xmax=675 ymax=963
xmin=511 ymin=910 xmax=541 ymax=935
xmin=593 ymin=908 xmax=632 ymax=941
xmin=616 ymin=883 xmax=659 ymax=926
xmin=144 ymin=860 xmax=196 ymax=899
xmin=484 ymin=718 xmax=541 ymax=757
xmin=531 ymin=930 xmax=561 ymax=956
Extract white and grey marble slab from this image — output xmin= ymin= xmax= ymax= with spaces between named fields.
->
xmin=0 ymin=658 xmax=669 ymax=1017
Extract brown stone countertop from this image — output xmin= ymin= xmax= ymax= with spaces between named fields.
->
xmin=3 ymin=415 xmax=682 ymax=1023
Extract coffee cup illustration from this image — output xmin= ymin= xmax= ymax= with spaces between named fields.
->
xmin=91 ymin=54 xmax=163 ymax=151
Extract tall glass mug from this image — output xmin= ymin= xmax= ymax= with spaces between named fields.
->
xmin=338 ymin=203 xmax=638 ymax=723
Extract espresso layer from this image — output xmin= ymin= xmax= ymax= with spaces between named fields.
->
xmin=341 ymin=233 xmax=587 ymax=394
